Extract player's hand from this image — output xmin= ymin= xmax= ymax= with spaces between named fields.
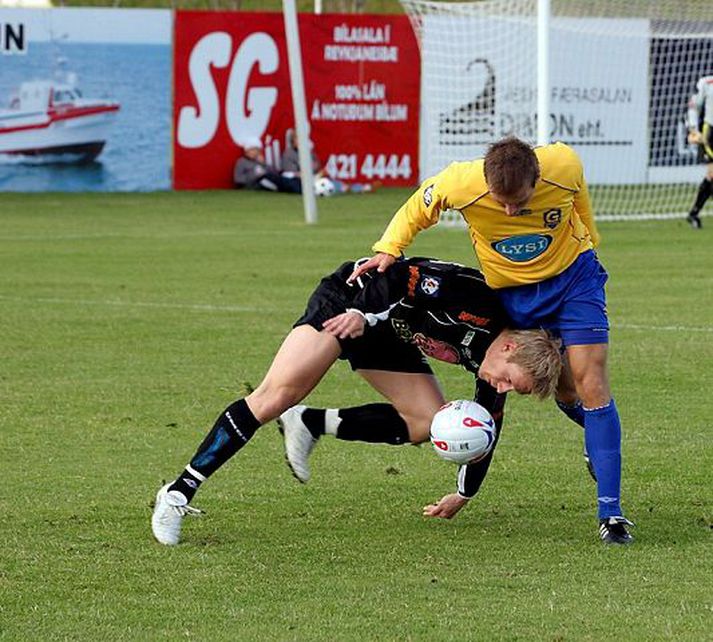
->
xmin=322 ymin=311 xmax=366 ymax=339
xmin=347 ymin=253 xmax=396 ymax=283
xmin=422 ymin=493 xmax=469 ymax=519
xmin=688 ymin=130 xmax=702 ymax=145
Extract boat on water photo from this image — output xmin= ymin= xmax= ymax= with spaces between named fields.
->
xmin=0 ymin=72 xmax=120 ymax=163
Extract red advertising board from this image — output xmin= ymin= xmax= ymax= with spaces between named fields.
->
xmin=173 ymin=11 xmax=419 ymax=189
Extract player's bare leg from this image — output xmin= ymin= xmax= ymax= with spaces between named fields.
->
xmin=357 ymin=370 xmax=445 ymax=443
xmin=247 ymin=326 xmax=342 ymax=423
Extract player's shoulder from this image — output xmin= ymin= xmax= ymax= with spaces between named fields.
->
xmin=536 ymin=142 xmax=583 ymax=190
xmin=434 ymin=159 xmax=488 ymax=206
xmin=536 ymin=141 xmax=580 ymax=166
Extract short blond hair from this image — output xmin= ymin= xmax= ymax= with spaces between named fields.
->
xmin=506 ymin=329 xmax=562 ymax=399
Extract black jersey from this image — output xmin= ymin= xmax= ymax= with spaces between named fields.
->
xmin=294 ymin=256 xmax=511 ymax=500
xmin=343 ymin=257 xmax=509 ymax=374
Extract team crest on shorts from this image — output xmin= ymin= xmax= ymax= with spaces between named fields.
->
xmin=420 ymin=275 xmax=441 ymax=295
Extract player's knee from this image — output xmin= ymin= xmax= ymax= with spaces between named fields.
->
xmin=575 ymin=374 xmax=610 ymax=408
xmin=247 ymin=384 xmax=303 ymax=421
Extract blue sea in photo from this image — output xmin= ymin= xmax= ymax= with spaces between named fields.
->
xmin=0 ymin=42 xmax=171 ymax=192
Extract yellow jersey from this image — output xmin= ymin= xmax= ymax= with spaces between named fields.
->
xmin=373 ymin=142 xmax=600 ymax=289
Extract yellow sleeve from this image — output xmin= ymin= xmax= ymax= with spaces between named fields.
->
xmin=574 ymin=173 xmax=600 ymax=248
xmin=372 ymin=174 xmax=450 ymax=257
xmin=559 ymin=145 xmax=600 ymax=248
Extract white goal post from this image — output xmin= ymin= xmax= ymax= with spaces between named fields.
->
xmin=283 ymin=0 xmax=318 ymax=224
xmin=401 ymin=0 xmax=713 ymax=222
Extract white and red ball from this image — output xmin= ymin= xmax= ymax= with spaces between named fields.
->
xmin=430 ymin=400 xmax=497 ymax=465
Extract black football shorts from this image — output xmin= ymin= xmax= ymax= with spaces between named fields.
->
xmin=293 ymin=271 xmax=432 ymax=374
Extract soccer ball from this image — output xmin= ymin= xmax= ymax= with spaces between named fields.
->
xmin=314 ymin=176 xmax=336 ymax=197
xmin=430 ymin=400 xmax=497 ymax=465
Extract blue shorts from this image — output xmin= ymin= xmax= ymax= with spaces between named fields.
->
xmin=497 ymin=250 xmax=609 ymax=347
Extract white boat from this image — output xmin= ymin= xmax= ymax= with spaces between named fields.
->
xmin=0 ymin=76 xmax=120 ymax=163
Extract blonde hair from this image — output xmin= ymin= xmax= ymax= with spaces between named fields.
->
xmin=506 ymin=329 xmax=562 ymax=400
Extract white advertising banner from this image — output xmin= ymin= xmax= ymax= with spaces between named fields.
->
xmin=420 ymin=15 xmax=650 ymax=185
xmin=550 ymin=18 xmax=649 ymax=185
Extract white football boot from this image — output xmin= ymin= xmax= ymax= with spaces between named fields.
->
xmin=277 ymin=405 xmax=318 ymax=483
xmin=151 ymin=483 xmax=202 ymax=546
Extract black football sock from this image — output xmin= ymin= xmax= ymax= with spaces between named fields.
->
xmin=335 ymin=403 xmax=411 ymax=445
xmin=301 ymin=408 xmax=326 ymax=439
xmin=168 ymin=398 xmax=261 ymax=502
xmin=169 ymin=467 xmax=205 ymax=503
xmin=690 ymin=177 xmax=711 ymax=216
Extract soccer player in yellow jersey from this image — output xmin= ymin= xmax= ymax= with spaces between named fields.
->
xmin=351 ymin=137 xmax=634 ymax=545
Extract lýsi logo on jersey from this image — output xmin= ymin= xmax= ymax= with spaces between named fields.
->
xmin=492 ymin=234 xmax=552 ymax=262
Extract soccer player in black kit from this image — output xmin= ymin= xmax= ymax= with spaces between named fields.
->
xmin=151 ymin=257 xmax=562 ymax=545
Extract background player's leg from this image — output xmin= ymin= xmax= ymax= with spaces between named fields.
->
xmin=687 ymin=133 xmax=713 ymax=227
xmin=687 ymin=174 xmax=710 ymax=228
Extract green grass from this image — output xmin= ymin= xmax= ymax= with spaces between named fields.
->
xmin=1 ymin=190 xmax=711 ymax=641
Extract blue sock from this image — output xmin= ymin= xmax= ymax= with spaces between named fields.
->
xmin=584 ymin=400 xmax=623 ymax=519
xmin=556 ymin=399 xmax=585 ymax=428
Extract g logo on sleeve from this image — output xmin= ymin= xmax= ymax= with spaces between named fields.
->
xmin=491 ymin=234 xmax=552 ymax=262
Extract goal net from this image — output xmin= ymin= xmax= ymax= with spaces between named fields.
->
xmin=401 ymin=0 xmax=713 ymax=222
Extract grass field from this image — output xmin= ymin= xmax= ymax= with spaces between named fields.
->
xmin=1 ymin=190 xmax=712 ymax=640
